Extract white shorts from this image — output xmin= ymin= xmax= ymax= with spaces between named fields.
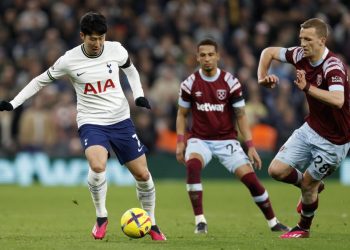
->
xmin=275 ymin=123 xmax=350 ymax=180
xmin=185 ymin=138 xmax=251 ymax=173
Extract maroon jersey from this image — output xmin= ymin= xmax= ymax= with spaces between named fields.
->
xmin=284 ymin=47 xmax=350 ymax=144
xmin=179 ymin=69 xmax=244 ymax=140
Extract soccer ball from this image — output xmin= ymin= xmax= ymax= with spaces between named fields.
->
xmin=120 ymin=208 xmax=152 ymax=238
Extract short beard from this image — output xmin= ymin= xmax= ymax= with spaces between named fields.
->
xmin=203 ymin=67 xmax=212 ymax=73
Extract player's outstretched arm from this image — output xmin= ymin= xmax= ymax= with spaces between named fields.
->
xmin=1 ymin=74 xmax=51 ymax=111
xmin=257 ymin=47 xmax=282 ymax=88
xmin=0 ymin=101 xmax=13 ymax=111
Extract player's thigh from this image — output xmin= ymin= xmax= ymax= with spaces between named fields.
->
xmin=213 ymin=140 xmax=251 ymax=173
xmin=85 ymin=145 xmax=109 ymax=172
xmin=185 ymin=138 xmax=212 ymax=166
xmin=274 ymin=123 xmax=312 ymax=171
xmin=109 ymin=119 xmax=147 ymax=165
xmin=78 ymin=124 xmax=111 ymax=150
xmin=124 ymin=154 xmax=150 ymax=181
xmin=307 ymin=138 xmax=350 ymax=180
xmin=79 ymin=124 xmax=110 ymax=172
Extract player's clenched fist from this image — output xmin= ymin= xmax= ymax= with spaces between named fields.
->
xmin=135 ymin=97 xmax=151 ymax=109
xmin=0 ymin=101 xmax=13 ymax=111
xmin=258 ymin=74 xmax=279 ymax=88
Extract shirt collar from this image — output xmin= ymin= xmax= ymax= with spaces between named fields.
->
xmin=81 ymin=44 xmax=104 ymax=58
xmin=310 ymin=47 xmax=329 ymax=67
xmin=199 ymin=68 xmax=221 ymax=82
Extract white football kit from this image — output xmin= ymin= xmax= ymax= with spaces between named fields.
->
xmin=10 ymin=41 xmax=144 ymax=127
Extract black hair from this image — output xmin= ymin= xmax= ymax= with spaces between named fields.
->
xmin=80 ymin=12 xmax=107 ymax=35
xmin=197 ymin=38 xmax=218 ymax=52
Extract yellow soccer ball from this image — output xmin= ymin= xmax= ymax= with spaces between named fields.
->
xmin=121 ymin=208 xmax=152 ymax=238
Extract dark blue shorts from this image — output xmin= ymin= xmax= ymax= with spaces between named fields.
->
xmin=78 ymin=118 xmax=148 ymax=164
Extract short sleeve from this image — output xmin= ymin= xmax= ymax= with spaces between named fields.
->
xmin=224 ymin=72 xmax=244 ymax=107
xmin=284 ymin=46 xmax=304 ymax=66
xmin=178 ymin=74 xmax=195 ymax=108
xmin=323 ymin=57 xmax=347 ymax=91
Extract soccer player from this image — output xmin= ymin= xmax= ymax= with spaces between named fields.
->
xmin=176 ymin=38 xmax=289 ymax=234
xmin=257 ymin=18 xmax=350 ymax=238
xmin=0 ymin=12 xmax=166 ymax=241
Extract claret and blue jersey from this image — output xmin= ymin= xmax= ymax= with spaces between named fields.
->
xmin=179 ymin=68 xmax=245 ymax=141
xmin=281 ymin=47 xmax=350 ymax=145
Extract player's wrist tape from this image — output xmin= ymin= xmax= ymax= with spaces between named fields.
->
xmin=303 ymin=82 xmax=311 ymax=93
xmin=245 ymin=140 xmax=254 ymax=148
xmin=177 ymin=134 xmax=185 ymax=143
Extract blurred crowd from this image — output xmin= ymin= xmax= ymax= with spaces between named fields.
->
xmin=0 ymin=0 xmax=349 ymax=157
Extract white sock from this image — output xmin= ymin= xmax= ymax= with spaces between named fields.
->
xmin=87 ymin=168 xmax=108 ymax=218
xmin=136 ymin=175 xmax=156 ymax=225
xmin=267 ymin=217 xmax=278 ymax=228
xmin=195 ymin=215 xmax=206 ymax=225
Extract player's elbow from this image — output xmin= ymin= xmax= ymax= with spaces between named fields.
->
xmin=327 ymin=91 xmax=344 ymax=109
xmin=333 ymin=95 xmax=344 ymax=109
xmin=333 ymin=100 xmax=344 ymax=109
xmin=261 ymin=47 xmax=280 ymax=60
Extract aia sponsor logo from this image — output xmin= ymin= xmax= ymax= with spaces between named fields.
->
xmin=84 ymin=79 xmax=116 ymax=94
xmin=217 ymin=89 xmax=226 ymax=100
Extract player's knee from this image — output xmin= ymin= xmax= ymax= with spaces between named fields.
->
xmin=186 ymin=158 xmax=203 ymax=170
xmin=267 ymin=165 xmax=278 ymax=179
xmin=268 ymin=161 xmax=284 ymax=180
xmin=134 ymin=170 xmax=150 ymax=182
xmin=186 ymin=158 xmax=202 ymax=183
xmin=89 ymin=160 xmax=106 ymax=173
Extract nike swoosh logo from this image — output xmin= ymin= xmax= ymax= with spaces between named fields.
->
xmin=138 ymin=146 xmax=144 ymax=152
xmin=77 ymin=72 xmax=86 ymax=77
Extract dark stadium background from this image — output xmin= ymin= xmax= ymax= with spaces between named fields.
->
xmin=0 ymin=0 xmax=349 ymax=183
xmin=1 ymin=2 xmax=350 ymax=249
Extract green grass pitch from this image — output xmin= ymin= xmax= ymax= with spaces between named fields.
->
xmin=0 ymin=180 xmax=349 ymax=250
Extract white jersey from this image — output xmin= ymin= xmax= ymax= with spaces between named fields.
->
xmin=10 ymin=41 xmax=144 ymax=127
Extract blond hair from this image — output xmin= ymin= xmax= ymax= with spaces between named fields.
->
xmin=301 ymin=18 xmax=328 ymax=38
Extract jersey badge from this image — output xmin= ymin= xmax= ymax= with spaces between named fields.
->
xmin=217 ymin=89 xmax=227 ymax=100
xmin=316 ymin=74 xmax=322 ymax=86
xmin=107 ymin=63 xmax=112 ymax=73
